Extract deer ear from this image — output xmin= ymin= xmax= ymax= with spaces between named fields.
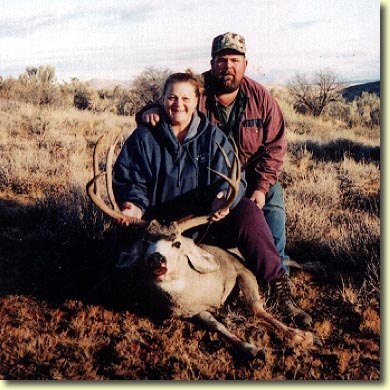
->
xmin=186 ymin=244 xmax=220 ymax=274
xmin=116 ymin=241 xmax=143 ymax=270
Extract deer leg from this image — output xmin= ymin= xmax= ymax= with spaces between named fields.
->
xmin=237 ymin=270 xmax=322 ymax=348
xmin=195 ymin=311 xmax=265 ymax=360
xmin=251 ymin=301 xmax=323 ymax=348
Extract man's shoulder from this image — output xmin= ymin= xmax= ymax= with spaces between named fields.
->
xmin=241 ymin=76 xmax=277 ymax=104
xmin=242 ymin=76 xmax=270 ymax=93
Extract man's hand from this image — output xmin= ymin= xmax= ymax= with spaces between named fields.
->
xmin=119 ymin=202 xmax=143 ymax=226
xmin=211 ymin=191 xmax=230 ymax=221
xmin=250 ymin=189 xmax=266 ymax=209
xmin=142 ymin=107 xmax=161 ymax=127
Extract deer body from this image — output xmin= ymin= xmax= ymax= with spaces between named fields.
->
xmin=154 ymin=245 xmax=239 ymax=317
xmin=118 ymin=230 xmax=239 ymax=317
xmin=116 ymin=221 xmax=317 ymax=358
xmin=87 ymin=131 xmax=320 ymax=359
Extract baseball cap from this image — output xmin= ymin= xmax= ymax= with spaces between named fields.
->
xmin=211 ymin=32 xmax=246 ymax=57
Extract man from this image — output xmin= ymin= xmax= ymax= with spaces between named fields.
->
xmin=136 ymin=32 xmax=311 ymax=328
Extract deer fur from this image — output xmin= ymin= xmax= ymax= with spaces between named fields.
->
xmin=116 ymin=220 xmax=319 ymax=359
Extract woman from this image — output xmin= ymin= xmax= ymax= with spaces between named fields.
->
xmin=113 ymin=72 xmax=311 ymax=328
xmin=113 ymin=72 xmax=244 ymax=224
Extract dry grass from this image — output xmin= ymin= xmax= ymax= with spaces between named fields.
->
xmin=0 ymin=96 xmax=380 ymax=380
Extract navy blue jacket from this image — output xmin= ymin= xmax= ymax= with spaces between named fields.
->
xmin=113 ymin=111 xmax=246 ymax=218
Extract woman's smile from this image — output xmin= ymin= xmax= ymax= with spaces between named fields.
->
xmin=163 ymin=81 xmax=198 ymax=130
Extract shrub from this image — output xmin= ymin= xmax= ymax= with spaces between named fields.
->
xmin=350 ymin=92 xmax=380 ymax=128
xmin=13 ymin=65 xmax=63 ymax=106
xmin=73 ymin=84 xmax=95 ymax=111
xmin=287 ymin=70 xmax=344 ymax=117
xmin=323 ymin=99 xmax=351 ymax=124
xmin=129 ymin=66 xmax=171 ymax=114
xmin=322 ymin=92 xmax=380 ymax=129
xmin=115 ymin=89 xmax=136 ymax=116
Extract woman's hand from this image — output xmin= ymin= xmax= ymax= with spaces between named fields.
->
xmin=211 ymin=207 xmax=230 ymax=222
xmin=211 ymin=191 xmax=230 ymax=221
xmin=118 ymin=202 xmax=143 ymax=226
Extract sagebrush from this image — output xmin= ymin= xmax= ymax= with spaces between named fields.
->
xmin=0 ymin=70 xmax=380 ymax=379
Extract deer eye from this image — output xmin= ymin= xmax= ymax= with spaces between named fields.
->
xmin=172 ymin=241 xmax=181 ymax=249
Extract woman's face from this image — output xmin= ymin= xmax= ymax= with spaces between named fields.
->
xmin=163 ymin=81 xmax=198 ymax=127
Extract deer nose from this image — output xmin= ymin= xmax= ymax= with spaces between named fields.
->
xmin=147 ymin=252 xmax=167 ymax=269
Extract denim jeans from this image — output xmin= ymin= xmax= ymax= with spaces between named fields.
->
xmin=262 ymin=182 xmax=290 ymax=273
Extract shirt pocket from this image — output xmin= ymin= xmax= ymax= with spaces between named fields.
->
xmin=241 ymin=126 xmax=263 ymax=155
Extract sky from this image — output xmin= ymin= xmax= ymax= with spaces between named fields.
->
xmin=0 ymin=0 xmax=380 ymax=85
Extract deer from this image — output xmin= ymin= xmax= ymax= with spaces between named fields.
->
xmin=86 ymin=130 xmax=321 ymax=359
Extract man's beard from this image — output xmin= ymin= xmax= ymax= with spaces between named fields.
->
xmin=213 ymin=73 xmax=240 ymax=93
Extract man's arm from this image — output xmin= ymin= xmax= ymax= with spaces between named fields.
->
xmin=253 ymin=92 xmax=287 ymax=195
xmin=135 ymin=103 xmax=162 ymax=127
xmin=250 ymin=190 xmax=266 ymax=209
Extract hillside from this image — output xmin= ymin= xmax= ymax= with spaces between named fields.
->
xmin=86 ymin=78 xmax=133 ymax=90
xmin=341 ymin=81 xmax=380 ymax=101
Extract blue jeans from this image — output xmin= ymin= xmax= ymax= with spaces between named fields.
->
xmin=262 ymin=182 xmax=290 ymax=273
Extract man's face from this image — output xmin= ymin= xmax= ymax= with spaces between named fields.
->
xmin=211 ymin=53 xmax=247 ymax=93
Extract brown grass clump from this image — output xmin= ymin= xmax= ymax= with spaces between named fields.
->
xmin=0 ymin=89 xmax=380 ymax=380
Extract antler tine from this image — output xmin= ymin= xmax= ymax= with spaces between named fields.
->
xmin=86 ymin=173 xmax=148 ymax=226
xmin=208 ymin=137 xmax=240 ymax=210
xmin=208 ymin=151 xmax=240 ymax=211
xmin=87 ymin=172 xmax=126 ymax=219
xmin=86 ymin=132 xmax=147 ymax=227
xmin=215 ymin=141 xmax=232 ymax=169
xmin=93 ymin=135 xmax=105 ymax=196
xmin=226 ymin=136 xmax=240 ymax=202
xmin=106 ymin=128 xmax=127 ymax=212
xmin=215 ymin=138 xmax=240 ymax=206
xmin=177 ymin=140 xmax=241 ymax=233
xmin=175 ymin=215 xmax=211 ymax=233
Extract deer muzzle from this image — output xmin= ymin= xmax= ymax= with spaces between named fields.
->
xmin=147 ymin=252 xmax=168 ymax=280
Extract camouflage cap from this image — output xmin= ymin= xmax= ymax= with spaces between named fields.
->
xmin=211 ymin=32 xmax=246 ymax=57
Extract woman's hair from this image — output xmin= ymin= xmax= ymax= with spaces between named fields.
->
xmin=162 ymin=69 xmax=204 ymax=97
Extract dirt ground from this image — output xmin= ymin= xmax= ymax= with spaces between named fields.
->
xmin=0 ymin=196 xmax=380 ymax=380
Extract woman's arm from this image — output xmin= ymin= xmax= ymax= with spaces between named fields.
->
xmin=113 ymin=130 xmax=153 ymax=214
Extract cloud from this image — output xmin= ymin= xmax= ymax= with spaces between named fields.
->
xmin=277 ymin=19 xmax=329 ymax=32
xmin=0 ymin=0 xmax=380 ymax=84
xmin=0 ymin=2 xmax=154 ymax=37
xmin=287 ymin=19 xmax=329 ymax=29
xmin=0 ymin=13 xmax=79 ymax=37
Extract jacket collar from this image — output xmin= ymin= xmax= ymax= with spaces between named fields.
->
xmin=158 ymin=110 xmax=208 ymax=155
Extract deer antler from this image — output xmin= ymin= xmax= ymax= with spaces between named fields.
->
xmin=177 ymin=137 xmax=241 ymax=233
xmin=87 ymin=132 xmax=241 ymax=230
xmin=86 ymin=129 xmax=148 ymax=227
